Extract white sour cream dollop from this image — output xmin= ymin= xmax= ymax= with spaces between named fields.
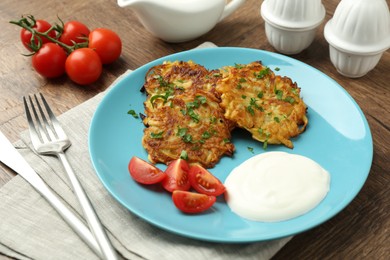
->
xmin=224 ymin=151 xmax=330 ymax=222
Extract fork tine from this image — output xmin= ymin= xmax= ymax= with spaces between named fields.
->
xmin=23 ymin=96 xmax=42 ymax=146
xmin=38 ymin=93 xmax=68 ymax=139
xmin=33 ymin=94 xmax=57 ymax=141
xmin=25 ymin=95 xmax=50 ymax=143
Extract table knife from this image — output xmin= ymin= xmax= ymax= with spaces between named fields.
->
xmin=0 ymin=130 xmax=103 ymax=258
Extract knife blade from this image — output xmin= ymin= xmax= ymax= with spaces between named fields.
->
xmin=0 ymin=130 xmax=103 ymax=258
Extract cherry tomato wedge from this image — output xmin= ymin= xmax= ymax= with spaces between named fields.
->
xmin=20 ymin=19 xmax=56 ymax=51
xmin=162 ymin=159 xmax=191 ymax=192
xmin=188 ymin=164 xmax=226 ymax=196
xmin=128 ymin=156 xmax=166 ymax=185
xmin=172 ymin=190 xmax=216 ymax=214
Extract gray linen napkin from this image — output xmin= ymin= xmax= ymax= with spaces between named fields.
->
xmin=0 ymin=42 xmax=291 ymax=260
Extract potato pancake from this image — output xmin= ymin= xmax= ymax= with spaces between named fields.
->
xmin=142 ymin=61 xmax=235 ymax=168
xmin=216 ymin=61 xmax=308 ymax=148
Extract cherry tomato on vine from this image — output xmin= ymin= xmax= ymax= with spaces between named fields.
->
xmin=88 ymin=28 xmax=122 ymax=64
xmin=20 ymin=19 xmax=56 ymax=51
xmin=32 ymin=43 xmax=67 ymax=78
xmin=59 ymin=21 xmax=90 ymax=46
xmin=65 ymin=48 xmax=102 ymax=85
xmin=128 ymin=156 xmax=167 ymax=185
xmin=172 ymin=190 xmax=216 ymax=214
xmin=189 ymin=164 xmax=226 ymax=196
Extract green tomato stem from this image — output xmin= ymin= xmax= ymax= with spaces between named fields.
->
xmin=9 ymin=15 xmax=88 ymax=54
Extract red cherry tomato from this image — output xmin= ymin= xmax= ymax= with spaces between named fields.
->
xmin=162 ymin=159 xmax=191 ymax=192
xmin=59 ymin=21 xmax=90 ymax=46
xmin=20 ymin=19 xmax=56 ymax=51
xmin=31 ymin=43 xmax=67 ymax=78
xmin=88 ymin=28 xmax=122 ymax=64
xmin=128 ymin=156 xmax=166 ymax=185
xmin=188 ymin=164 xmax=226 ymax=196
xmin=65 ymin=48 xmax=102 ymax=85
xmin=172 ymin=190 xmax=216 ymax=214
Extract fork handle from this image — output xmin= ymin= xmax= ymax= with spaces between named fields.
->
xmin=35 ymin=180 xmax=104 ymax=258
xmin=57 ymin=152 xmax=118 ymax=260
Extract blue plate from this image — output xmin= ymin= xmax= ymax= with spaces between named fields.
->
xmin=89 ymin=47 xmax=373 ymax=242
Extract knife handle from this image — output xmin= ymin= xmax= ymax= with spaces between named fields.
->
xmin=25 ymin=172 xmax=103 ymax=258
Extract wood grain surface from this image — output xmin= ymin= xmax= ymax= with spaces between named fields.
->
xmin=0 ymin=0 xmax=389 ymax=259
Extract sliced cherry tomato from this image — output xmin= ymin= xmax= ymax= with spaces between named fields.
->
xmin=31 ymin=43 xmax=67 ymax=78
xmin=188 ymin=164 xmax=226 ymax=196
xmin=88 ymin=28 xmax=122 ymax=64
xmin=172 ymin=190 xmax=216 ymax=214
xmin=59 ymin=20 xmax=90 ymax=46
xmin=162 ymin=159 xmax=191 ymax=192
xmin=20 ymin=19 xmax=56 ymax=51
xmin=128 ymin=156 xmax=166 ymax=184
xmin=65 ymin=48 xmax=102 ymax=85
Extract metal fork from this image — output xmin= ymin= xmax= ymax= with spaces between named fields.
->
xmin=23 ymin=93 xmax=118 ymax=260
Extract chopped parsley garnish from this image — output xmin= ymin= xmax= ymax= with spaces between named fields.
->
xmin=150 ymin=88 xmax=174 ymax=107
xmin=275 ymin=67 xmax=280 ymax=71
xmin=150 ymin=131 xmax=164 ymax=139
xmin=127 ymin=109 xmax=139 ymax=119
xmin=258 ymin=129 xmax=271 ymax=149
xmin=254 ymin=67 xmax=270 ymax=79
xmin=184 ymin=96 xmax=206 ymax=123
xmin=180 ymin=150 xmax=188 ymax=160
xmin=195 ymin=95 xmax=207 ymax=105
xmin=247 ymin=147 xmax=254 ymax=153
xmin=154 ymin=75 xmax=172 ymax=88
xmin=257 ymin=91 xmax=263 ymax=98
xmin=187 ymin=109 xmax=200 ymax=123
xmin=284 ymin=96 xmax=295 ymax=104
xmin=150 ymin=94 xmax=167 ymax=106
xmin=263 ymin=132 xmax=271 ymax=149
xmin=247 ymin=98 xmax=264 ymax=115
xmin=275 ymin=89 xmax=283 ymax=100
xmin=177 ymin=127 xmax=193 ymax=143
xmin=201 ymin=131 xmax=211 ymax=139
xmin=249 ymin=98 xmax=257 ymax=106
xmin=186 ymin=95 xmax=206 ymax=109
xmin=182 ymin=133 xmax=193 ymax=143
xmin=223 ymin=138 xmax=231 ymax=143
xmin=247 ymin=105 xmax=255 ymax=116
xmin=291 ymin=88 xmax=299 ymax=96
xmin=274 ymin=117 xmax=280 ymax=123
xmin=234 ymin=63 xmax=243 ymax=69
xmin=177 ymin=127 xmax=188 ymax=137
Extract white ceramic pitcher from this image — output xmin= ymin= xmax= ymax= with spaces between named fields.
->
xmin=117 ymin=0 xmax=246 ymax=42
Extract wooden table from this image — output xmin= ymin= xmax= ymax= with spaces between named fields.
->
xmin=1 ymin=0 xmax=389 ymax=259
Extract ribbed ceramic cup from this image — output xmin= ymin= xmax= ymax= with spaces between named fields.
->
xmin=324 ymin=0 xmax=390 ymax=77
xmin=261 ymin=0 xmax=325 ymax=54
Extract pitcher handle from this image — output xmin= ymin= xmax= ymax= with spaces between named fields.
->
xmin=220 ymin=0 xmax=246 ymax=21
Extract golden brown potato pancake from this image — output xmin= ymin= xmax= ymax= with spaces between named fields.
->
xmin=216 ymin=61 xmax=308 ymax=148
xmin=142 ymin=61 xmax=235 ymax=168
